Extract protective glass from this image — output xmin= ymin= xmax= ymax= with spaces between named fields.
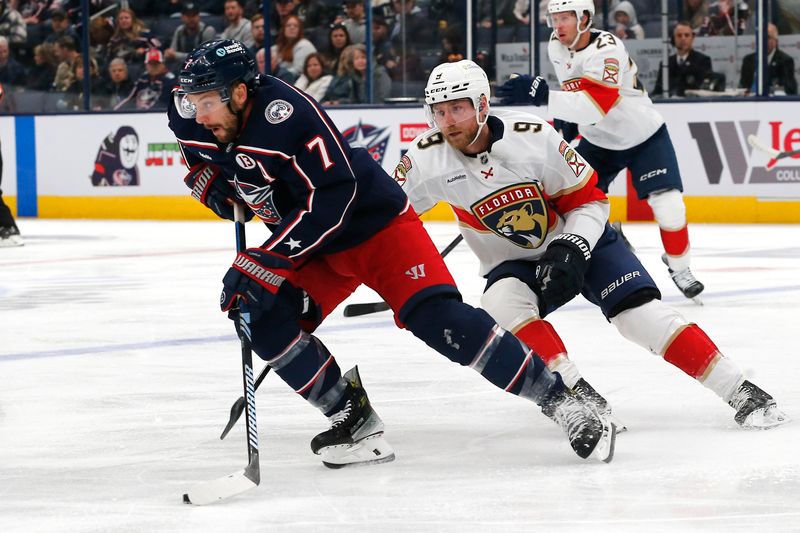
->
xmin=429 ymin=100 xmax=477 ymax=129
xmin=173 ymin=91 xmax=228 ymax=119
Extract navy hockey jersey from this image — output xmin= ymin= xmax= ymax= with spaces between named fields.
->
xmin=168 ymin=75 xmax=409 ymax=262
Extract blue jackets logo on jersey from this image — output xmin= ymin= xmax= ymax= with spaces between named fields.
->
xmin=471 ymin=184 xmax=549 ymax=249
xmin=265 ymin=100 xmax=293 ymax=124
xmin=342 ymin=121 xmax=389 ymax=165
xmin=234 ymin=175 xmax=281 ymax=223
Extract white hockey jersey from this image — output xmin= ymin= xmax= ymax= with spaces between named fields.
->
xmin=547 ymin=30 xmax=664 ymax=150
xmin=397 ymin=109 xmax=609 ymax=276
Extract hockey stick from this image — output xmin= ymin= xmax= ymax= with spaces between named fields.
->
xmin=220 ymin=362 xmax=270 ymax=440
xmin=342 ymin=234 xmax=464 ymax=317
xmin=183 ymin=204 xmax=260 ymax=505
xmin=747 ymin=134 xmax=800 ymax=170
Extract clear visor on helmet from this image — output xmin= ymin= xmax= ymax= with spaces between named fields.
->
xmin=173 ymin=90 xmax=229 ymax=119
xmin=428 ymin=99 xmax=478 ymax=129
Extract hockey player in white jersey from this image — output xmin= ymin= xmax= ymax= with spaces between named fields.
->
xmin=398 ymin=59 xmax=788 ymax=430
xmin=496 ymin=0 xmax=704 ymax=302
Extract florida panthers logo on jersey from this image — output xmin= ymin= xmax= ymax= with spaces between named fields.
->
xmin=471 ymin=184 xmax=550 ymax=249
xmin=342 ymin=121 xmax=390 ymax=165
xmin=234 ymin=175 xmax=281 ymax=223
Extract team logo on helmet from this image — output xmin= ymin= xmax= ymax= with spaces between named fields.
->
xmin=216 ymin=48 xmax=227 ymax=57
xmin=342 ymin=121 xmax=390 ymax=165
xmin=471 ymin=183 xmax=551 ymax=249
xmin=265 ymin=100 xmax=293 ymax=124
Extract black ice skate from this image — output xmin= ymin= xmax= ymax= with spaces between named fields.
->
xmin=662 ymin=254 xmax=704 ymax=302
xmin=542 ymin=388 xmax=616 ymax=462
xmin=572 ymin=378 xmax=627 ymax=433
xmin=0 ymin=225 xmax=23 ymax=247
xmin=310 ymin=366 xmax=395 ymax=468
xmin=728 ymin=380 xmax=789 ymax=429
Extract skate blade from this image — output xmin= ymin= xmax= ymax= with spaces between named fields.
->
xmin=691 ymin=295 xmax=704 ymax=306
xmin=740 ymin=405 xmax=790 ymax=430
xmin=320 ymin=433 xmax=396 ymax=468
xmin=607 ymin=413 xmax=627 ymax=434
xmin=590 ymin=417 xmax=617 ymax=463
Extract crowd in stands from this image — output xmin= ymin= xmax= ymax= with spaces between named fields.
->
xmin=0 ymin=0 xmax=795 ymax=113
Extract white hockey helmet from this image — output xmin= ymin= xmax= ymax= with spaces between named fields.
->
xmin=424 ymin=60 xmax=490 ymax=128
xmin=546 ymin=0 xmax=595 ymax=28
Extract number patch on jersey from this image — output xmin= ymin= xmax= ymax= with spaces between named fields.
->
xmin=470 ymin=183 xmax=550 ymax=249
xmin=513 ymin=122 xmax=543 ymax=133
xmin=417 ymin=132 xmax=444 ymax=150
xmin=595 ymin=33 xmax=617 ymax=49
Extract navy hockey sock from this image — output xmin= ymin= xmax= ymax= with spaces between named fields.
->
xmin=405 ymin=296 xmax=563 ymax=405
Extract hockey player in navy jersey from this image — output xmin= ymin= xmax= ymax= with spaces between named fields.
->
xmin=399 ymin=59 xmax=787 ymax=430
xmin=496 ymin=0 xmax=705 ymax=302
xmin=167 ymin=39 xmax=617 ymax=467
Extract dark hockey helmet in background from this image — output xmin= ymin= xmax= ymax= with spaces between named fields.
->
xmin=179 ymin=39 xmax=258 ymax=101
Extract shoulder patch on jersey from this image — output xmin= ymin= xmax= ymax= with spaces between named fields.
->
xmin=561 ymin=145 xmax=587 ymax=177
xmin=235 ymin=153 xmax=256 ymax=169
xmin=603 ymin=58 xmax=620 ymax=84
xmin=265 ymin=99 xmax=293 ymax=124
xmin=401 ymin=154 xmax=412 ymax=171
xmin=393 ymin=154 xmax=413 ymax=186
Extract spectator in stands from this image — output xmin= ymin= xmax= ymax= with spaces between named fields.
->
xmin=44 ymin=8 xmax=76 ymax=45
xmin=439 ymin=25 xmax=464 ymax=64
xmin=263 ymin=46 xmax=298 ymax=83
xmin=653 ymin=21 xmax=713 ymax=97
xmin=164 ymin=3 xmax=217 ymax=70
xmin=372 ymin=16 xmax=397 ymax=72
xmin=89 ymin=16 xmax=114 ymax=66
xmin=321 ymin=22 xmax=350 ymax=74
xmin=52 ymin=34 xmax=79 ymax=91
xmin=295 ymin=0 xmax=333 ymax=36
xmin=611 ymin=1 xmax=645 ymax=39
xmin=221 ymin=0 xmax=255 ymax=47
xmin=683 ymin=0 xmax=709 ymax=32
xmin=18 ymin=0 xmax=50 ymax=45
xmin=107 ymin=8 xmax=158 ymax=66
xmin=249 ymin=13 xmax=265 ymax=54
xmin=114 ymin=48 xmax=176 ymax=111
xmin=477 ymin=0 xmax=517 ymax=29
xmin=270 ymin=0 xmax=299 ymax=40
xmin=341 ymin=0 xmax=366 ymax=44
xmin=698 ymin=0 xmax=748 ymax=36
xmin=0 ymin=0 xmax=28 ymax=45
xmin=102 ymin=58 xmax=135 ymax=110
xmin=390 ymin=0 xmax=436 ymax=48
xmin=740 ymin=23 xmax=797 ymax=96
xmin=272 ymin=14 xmax=316 ymax=76
xmin=322 ymin=43 xmax=390 ymax=104
xmin=294 ymin=51 xmax=332 ymax=101
xmin=26 ymin=42 xmax=56 ymax=92
xmin=63 ymin=56 xmax=105 ymax=111
xmin=0 ymin=36 xmax=25 ymax=86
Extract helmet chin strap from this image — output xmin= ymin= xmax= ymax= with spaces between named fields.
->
xmin=466 ymin=99 xmax=489 ymax=148
xmin=567 ymin=13 xmax=591 ymax=49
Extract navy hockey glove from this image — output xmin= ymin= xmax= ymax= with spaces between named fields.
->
xmin=496 ymin=74 xmax=549 ymax=106
xmin=553 ymin=118 xmax=579 ymax=143
xmin=533 ymin=233 xmax=591 ymax=315
xmin=220 ymin=248 xmax=294 ymax=322
xmin=184 ymin=163 xmax=250 ymax=222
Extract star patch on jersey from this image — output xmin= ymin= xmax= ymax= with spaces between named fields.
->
xmin=471 ymin=183 xmax=550 ymax=249
xmin=265 ymin=99 xmax=293 ymax=124
xmin=603 ymin=58 xmax=619 ymax=84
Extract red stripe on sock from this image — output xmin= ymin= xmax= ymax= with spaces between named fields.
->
xmin=660 ymin=225 xmax=690 ymax=257
xmin=514 ymin=319 xmax=567 ymax=366
xmin=663 ymin=324 xmax=720 ymax=378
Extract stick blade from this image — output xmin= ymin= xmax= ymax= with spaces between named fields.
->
xmin=343 ymin=302 xmax=391 ymax=317
xmin=183 ymin=470 xmax=258 ymax=506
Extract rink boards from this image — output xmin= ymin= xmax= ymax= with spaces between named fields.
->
xmin=2 ymin=99 xmax=800 ymax=223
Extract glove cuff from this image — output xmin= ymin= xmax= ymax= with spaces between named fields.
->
xmin=549 ymin=233 xmax=591 ymax=263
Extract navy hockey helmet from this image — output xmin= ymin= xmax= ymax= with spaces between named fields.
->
xmin=179 ymin=39 xmax=257 ymax=100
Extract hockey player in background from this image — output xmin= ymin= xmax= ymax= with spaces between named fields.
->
xmin=496 ymin=0 xmax=704 ymax=302
xmin=398 ymin=59 xmax=787 ymax=430
xmin=0 ymin=83 xmax=22 ymax=247
xmin=167 ymin=40 xmax=617 ymax=467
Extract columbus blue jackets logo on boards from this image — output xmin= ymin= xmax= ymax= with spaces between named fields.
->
xmin=90 ymin=126 xmax=140 ymax=186
xmin=342 ymin=121 xmax=389 ymax=165
xmin=265 ymin=100 xmax=293 ymax=124
xmin=234 ymin=174 xmax=281 ymax=223
xmin=471 ymin=183 xmax=550 ymax=249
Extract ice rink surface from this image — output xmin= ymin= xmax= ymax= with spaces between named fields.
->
xmin=1 ymin=219 xmax=799 ymax=532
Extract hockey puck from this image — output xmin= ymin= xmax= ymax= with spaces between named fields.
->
xmin=182 ymin=493 xmax=191 ymax=504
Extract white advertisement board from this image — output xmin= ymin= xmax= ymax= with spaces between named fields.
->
xmin=1 ymin=117 xmax=16 ymax=195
